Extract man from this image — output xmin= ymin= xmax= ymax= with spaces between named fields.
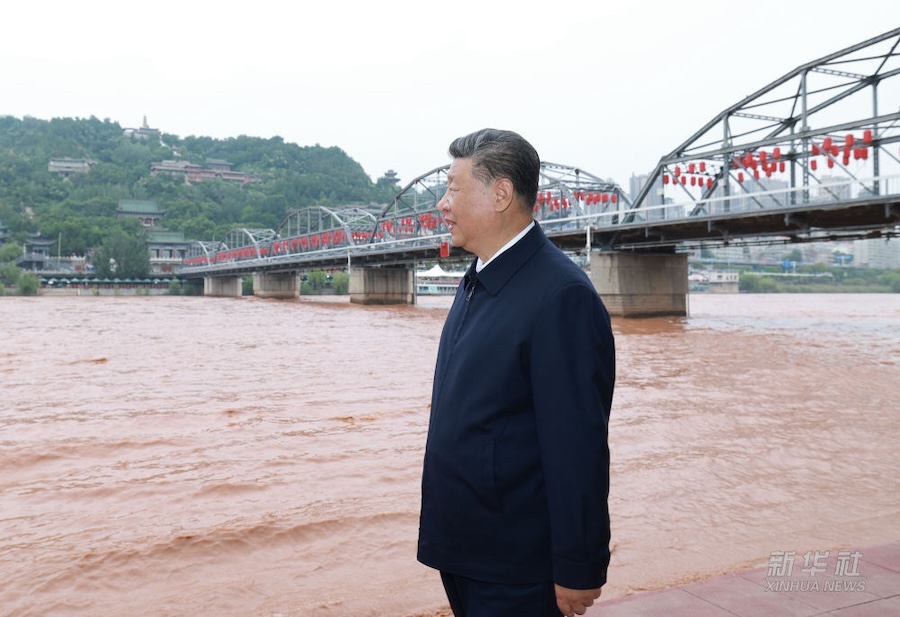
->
xmin=418 ymin=128 xmax=615 ymax=617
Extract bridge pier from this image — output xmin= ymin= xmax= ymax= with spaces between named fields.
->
xmin=590 ymin=252 xmax=688 ymax=317
xmin=204 ymin=276 xmax=243 ymax=297
xmin=349 ymin=267 xmax=414 ymax=305
xmin=253 ymin=272 xmax=299 ymax=299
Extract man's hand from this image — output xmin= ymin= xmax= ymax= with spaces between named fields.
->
xmin=555 ymin=584 xmax=602 ymax=617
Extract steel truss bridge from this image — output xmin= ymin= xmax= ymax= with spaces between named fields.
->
xmin=181 ymin=28 xmax=900 ymax=279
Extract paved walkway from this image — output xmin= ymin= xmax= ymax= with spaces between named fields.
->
xmin=591 ymin=542 xmax=900 ymax=616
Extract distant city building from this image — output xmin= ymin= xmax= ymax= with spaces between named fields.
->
xmin=48 ymin=157 xmax=96 ymax=178
xmin=150 ymin=158 xmax=258 ymax=185
xmin=117 ymin=200 xmax=165 ymax=227
xmin=707 ymin=270 xmax=740 ymax=293
xmin=629 ymin=173 xmax=664 ymax=207
xmin=854 ymin=237 xmax=900 ymax=269
xmin=814 ymin=175 xmax=851 ymax=202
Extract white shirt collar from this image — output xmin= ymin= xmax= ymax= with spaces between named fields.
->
xmin=475 ymin=220 xmax=535 ymax=273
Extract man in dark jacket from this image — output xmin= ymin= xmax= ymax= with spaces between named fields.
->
xmin=418 ymin=128 xmax=615 ymax=617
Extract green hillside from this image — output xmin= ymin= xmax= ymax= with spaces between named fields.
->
xmin=0 ymin=115 xmax=400 ymax=255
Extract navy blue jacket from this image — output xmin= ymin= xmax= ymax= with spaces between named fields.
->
xmin=418 ymin=222 xmax=615 ymax=589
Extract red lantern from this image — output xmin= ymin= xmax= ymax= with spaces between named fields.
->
xmin=738 ymin=172 xmax=744 ymax=182
xmin=773 ymin=147 xmax=781 ymax=159
xmin=823 ymin=137 xmax=832 ymax=150
xmin=811 ymin=159 xmax=818 ymax=170
xmin=845 ymin=134 xmax=855 ymax=147
xmin=688 ymin=163 xmax=696 ymax=174
xmin=812 ymin=144 xmax=820 ymax=156
xmin=674 ymin=166 xmax=681 ymax=177
xmin=699 ymin=161 xmax=706 ymax=172
xmin=706 ymin=178 xmax=713 ymax=188
xmin=663 ymin=174 xmax=670 ymax=184
xmin=779 ymin=161 xmax=785 ymax=173
xmin=863 ymin=129 xmax=873 ymax=143
xmin=611 ymin=194 xmax=618 ymax=203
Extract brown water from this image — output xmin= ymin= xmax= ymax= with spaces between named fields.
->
xmin=1 ymin=293 xmax=898 ymax=616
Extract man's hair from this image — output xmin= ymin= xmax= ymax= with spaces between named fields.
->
xmin=448 ymin=129 xmax=540 ymax=212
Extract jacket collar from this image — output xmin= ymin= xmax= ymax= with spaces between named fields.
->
xmin=463 ymin=221 xmax=546 ymax=296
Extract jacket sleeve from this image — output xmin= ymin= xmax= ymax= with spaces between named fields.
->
xmin=530 ymin=282 xmax=615 ymax=590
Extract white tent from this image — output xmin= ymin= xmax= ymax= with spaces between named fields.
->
xmin=417 ymin=264 xmax=466 ymax=279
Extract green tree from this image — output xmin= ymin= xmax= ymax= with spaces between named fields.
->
xmin=331 ymin=271 xmax=349 ymax=294
xmin=0 ymin=241 xmax=23 ymax=262
xmin=783 ymin=248 xmax=803 ymax=263
xmin=95 ymin=226 xmax=150 ymax=278
xmin=306 ymin=270 xmax=327 ymax=293
xmin=740 ymin=273 xmax=778 ymax=293
xmin=0 ymin=262 xmax=20 ymax=286
xmin=17 ymin=272 xmax=40 ymax=295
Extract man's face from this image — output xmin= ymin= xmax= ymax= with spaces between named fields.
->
xmin=438 ymin=157 xmax=495 ymax=257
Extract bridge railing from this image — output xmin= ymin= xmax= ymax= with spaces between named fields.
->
xmin=614 ymin=174 xmax=900 ymax=225
xmin=180 ymin=172 xmax=900 ymax=274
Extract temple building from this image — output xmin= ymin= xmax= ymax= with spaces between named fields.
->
xmin=117 ymin=200 xmax=165 ymax=227
xmin=48 ymin=158 xmax=96 ymax=178
xmin=150 ymin=158 xmax=258 ymax=185
xmin=115 ymin=199 xmax=188 ymax=274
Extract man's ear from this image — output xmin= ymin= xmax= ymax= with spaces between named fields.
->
xmin=493 ymin=178 xmax=515 ymax=213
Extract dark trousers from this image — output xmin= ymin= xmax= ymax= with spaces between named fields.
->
xmin=440 ymin=571 xmax=562 ymax=617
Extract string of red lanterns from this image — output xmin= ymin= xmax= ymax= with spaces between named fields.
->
xmin=664 ymin=130 xmax=876 ymax=186
xmin=534 ymin=191 xmax=619 ymax=211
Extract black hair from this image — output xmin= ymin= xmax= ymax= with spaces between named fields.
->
xmin=447 ymin=128 xmax=540 ymax=211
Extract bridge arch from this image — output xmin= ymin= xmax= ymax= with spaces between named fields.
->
xmin=276 ymin=205 xmax=378 ymax=252
xmin=371 ymin=162 xmax=629 ymax=242
xmin=184 ymin=240 xmax=226 ymax=267
xmin=631 ymin=27 xmax=900 ymax=228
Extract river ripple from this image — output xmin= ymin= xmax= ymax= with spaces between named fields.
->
xmin=1 ymin=293 xmax=897 ymax=616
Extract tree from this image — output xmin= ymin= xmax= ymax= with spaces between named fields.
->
xmin=0 ymin=241 xmax=23 ymax=262
xmin=0 ymin=262 xmax=20 ymax=286
xmin=331 ymin=271 xmax=349 ymax=294
xmin=17 ymin=272 xmax=40 ymax=295
xmin=94 ymin=226 xmax=150 ymax=278
xmin=784 ymin=248 xmax=803 ymax=263
xmin=306 ymin=270 xmax=327 ymax=293
xmin=740 ymin=273 xmax=778 ymax=293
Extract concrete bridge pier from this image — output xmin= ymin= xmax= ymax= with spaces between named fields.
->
xmin=590 ymin=252 xmax=688 ymax=317
xmin=253 ymin=272 xmax=299 ymax=299
xmin=204 ymin=276 xmax=243 ymax=297
xmin=349 ymin=267 xmax=414 ymax=305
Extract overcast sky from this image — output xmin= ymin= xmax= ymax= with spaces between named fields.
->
xmin=3 ymin=1 xmax=898 ymax=190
